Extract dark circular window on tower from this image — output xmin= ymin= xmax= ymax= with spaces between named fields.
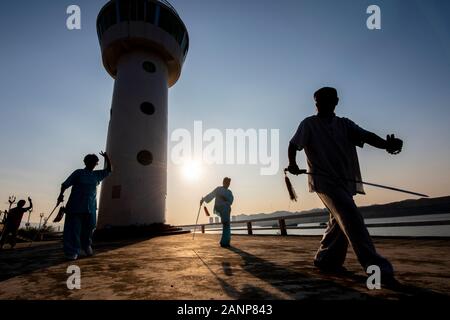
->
xmin=143 ymin=61 xmax=156 ymax=73
xmin=137 ymin=150 xmax=153 ymax=166
xmin=140 ymin=102 xmax=155 ymax=115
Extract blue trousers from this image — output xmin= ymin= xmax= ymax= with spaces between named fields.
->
xmin=216 ymin=207 xmax=231 ymax=246
xmin=63 ymin=212 xmax=96 ymax=256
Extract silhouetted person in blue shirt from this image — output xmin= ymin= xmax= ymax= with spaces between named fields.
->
xmin=288 ymin=87 xmax=403 ymax=286
xmin=0 ymin=197 xmax=33 ymax=249
xmin=58 ymin=152 xmax=112 ymax=260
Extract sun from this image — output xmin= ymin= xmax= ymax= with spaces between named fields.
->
xmin=181 ymin=160 xmax=202 ymax=181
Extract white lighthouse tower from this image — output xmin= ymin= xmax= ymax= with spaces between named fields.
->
xmin=96 ymin=0 xmax=189 ymax=229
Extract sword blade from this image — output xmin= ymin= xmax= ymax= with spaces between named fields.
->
xmin=304 ymin=172 xmax=429 ymax=198
xmin=192 ymin=205 xmax=202 ymax=240
xmin=357 ymin=181 xmax=429 ymax=198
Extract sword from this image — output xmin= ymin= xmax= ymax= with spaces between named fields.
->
xmin=285 ymin=168 xmax=429 ymax=198
xmin=192 ymin=204 xmax=202 ymax=240
xmin=29 ymin=203 xmax=60 ymax=247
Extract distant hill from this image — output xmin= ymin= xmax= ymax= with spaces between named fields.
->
xmin=234 ymin=196 xmax=450 ymax=226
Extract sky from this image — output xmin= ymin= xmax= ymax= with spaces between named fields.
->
xmin=0 ymin=0 xmax=449 ymax=226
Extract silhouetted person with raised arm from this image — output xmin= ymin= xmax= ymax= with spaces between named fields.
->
xmin=201 ymin=177 xmax=234 ymax=247
xmin=288 ymin=87 xmax=403 ymax=285
xmin=0 ymin=197 xmax=33 ymax=249
xmin=58 ymin=152 xmax=112 ymax=260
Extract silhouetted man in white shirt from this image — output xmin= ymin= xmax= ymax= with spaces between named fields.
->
xmin=288 ymin=87 xmax=403 ymax=285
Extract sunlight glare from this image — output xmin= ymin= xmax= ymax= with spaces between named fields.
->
xmin=182 ymin=160 xmax=202 ymax=181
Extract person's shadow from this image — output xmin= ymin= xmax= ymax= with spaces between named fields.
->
xmin=193 ymin=248 xmax=282 ymax=299
xmin=0 ymin=237 xmax=155 ymax=282
xmin=200 ymin=246 xmax=375 ymax=300
xmin=223 ymin=246 xmax=446 ymax=300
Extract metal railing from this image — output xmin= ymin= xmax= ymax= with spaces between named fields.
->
xmin=177 ymin=213 xmax=450 ymax=236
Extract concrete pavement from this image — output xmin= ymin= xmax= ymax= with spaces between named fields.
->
xmin=0 ymin=234 xmax=449 ymax=300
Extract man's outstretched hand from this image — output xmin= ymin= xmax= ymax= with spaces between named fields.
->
xmin=287 ymin=164 xmax=307 ymax=176
xmin=386 ymin=134 xmax=403 ymax=155
xmin=8 ymin=196 xmax=16 ymax=205
xmin=100 ymin=151 xmax=113 ymax=172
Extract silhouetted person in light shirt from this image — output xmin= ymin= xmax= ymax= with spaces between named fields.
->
xmin=201 ymin=177 xmax=234 ymax=247
xmin=0 ymin=197 xmax=33 ymax=249
xmin=288 ymin=87 xmax=403 ymax=286
xmin=58 ymin=152 xmax=112 ymax=260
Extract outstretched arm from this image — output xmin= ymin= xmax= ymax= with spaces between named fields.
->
xmin=362 ymin=131 xmax=387 ymax=149
xmin=362 ymin=132 xmax=403 ymax=154
xmin=200 ymin=188 xmax=217 ymax=206
xmin=25 ymin=197 xmax=33 ymax=211
xmin=100 ymin=151 xmax=112 ymax=172
xmin=8 ymin=196 xmax=16 ymax=209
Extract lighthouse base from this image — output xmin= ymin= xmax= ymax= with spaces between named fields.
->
xmin=93 ymin=224 xmax=189 ymax=242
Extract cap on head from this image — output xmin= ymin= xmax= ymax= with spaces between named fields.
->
xmin=314 ymin=87 xmax=339 ymax=114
